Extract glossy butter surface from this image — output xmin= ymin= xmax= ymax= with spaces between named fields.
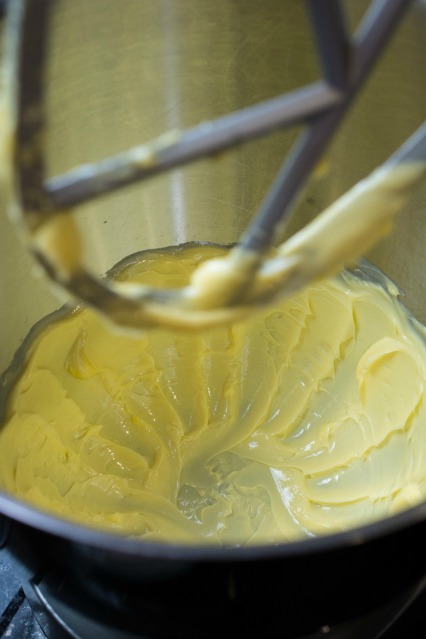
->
xmin=0 ymin=244 xmax=426 ymax=545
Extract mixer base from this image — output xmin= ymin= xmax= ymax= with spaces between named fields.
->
xmin=21 ymin=564 xmax=426 ymax=639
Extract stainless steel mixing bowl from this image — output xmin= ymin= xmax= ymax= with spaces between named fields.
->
xmin=0 ymin=2 xmax=425 ymax=637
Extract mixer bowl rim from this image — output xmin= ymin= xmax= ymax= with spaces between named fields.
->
xmin=1 ymin=490 xmax=426 ymax=561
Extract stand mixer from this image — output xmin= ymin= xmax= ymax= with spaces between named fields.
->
xmin=1 ymin=3 xmax=426 ymax=639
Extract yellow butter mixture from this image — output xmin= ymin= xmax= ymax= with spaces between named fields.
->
xmin=0 ymin=243 xmax=426 ymax=545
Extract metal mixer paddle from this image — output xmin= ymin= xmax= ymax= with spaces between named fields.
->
xmin=3 ymin=0 xmax=426 ymax=330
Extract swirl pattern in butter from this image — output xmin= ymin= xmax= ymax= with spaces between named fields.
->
xmin=0 ymin=243 xmax=425 ymax=545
